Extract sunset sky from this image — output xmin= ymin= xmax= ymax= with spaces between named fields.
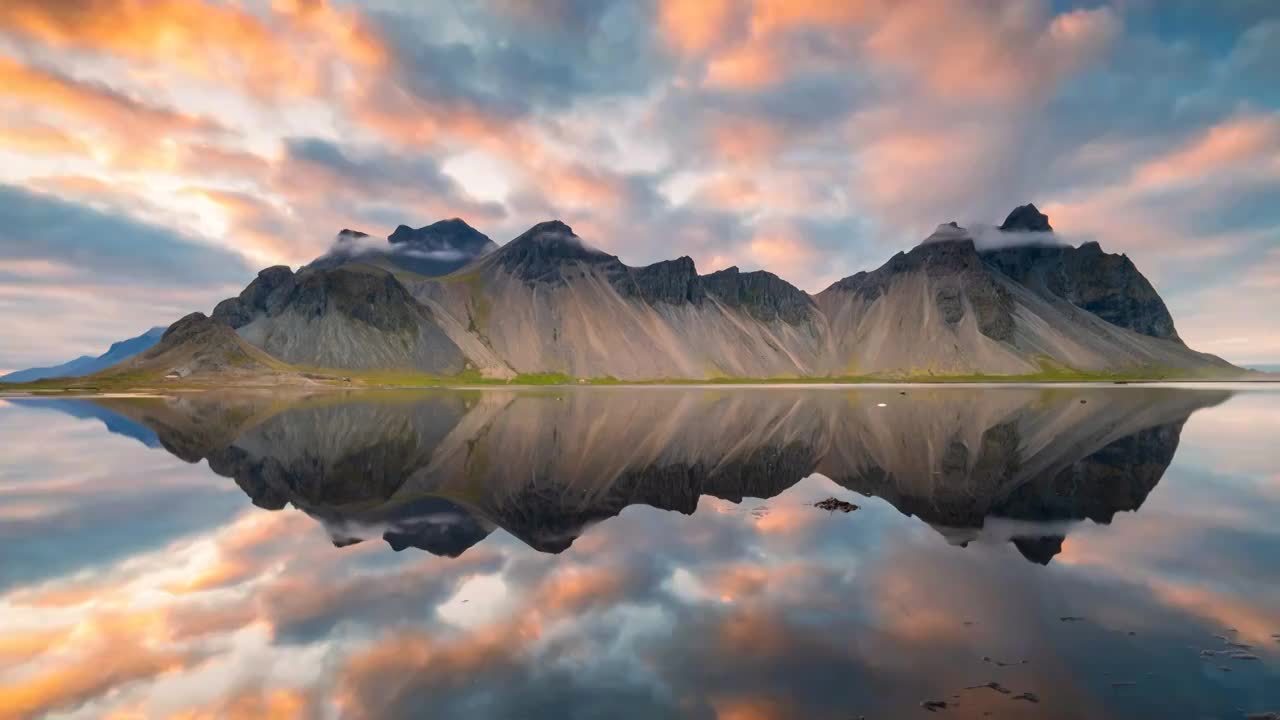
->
xmin=0 ymin=0 xmax=1277 ymax=371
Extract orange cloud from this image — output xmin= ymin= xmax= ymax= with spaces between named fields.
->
xmin=864 ymin=3 xmax=1119 ymax=101
xmin=658 ymin=0 xmax=739 ymax=56
xmin=0 ymin=55 xmax=220 ymax=139
xmin=704 ymin=40 xmax=784 ymax=90
xmin=0 ymin=123 xmax=88 ymax=156
xmin=168 ymin=688 xmax=309 ymax=720
xmin=0 ymin=634 xmax=194 ymax=720
xmin=710 ymin=695 xmax=791 ymax=720
xmin=1134 ymin=114 xmax=1280 ymax=188
xmin=709 ymin=117 xmax=786 ymax=165
xmin=0 ymin=0 xmax=386 ymax=99
xmin=748 ymin=0 xmax=880 ymax=35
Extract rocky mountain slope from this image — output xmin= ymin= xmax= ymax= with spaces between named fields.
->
xmin=99 ymin=312 xmax=298 ymax=383
xmin=84 ymin=204 xmax=1241 ymax=382
xmin=1 ymin=326 xmax=164 ymax=383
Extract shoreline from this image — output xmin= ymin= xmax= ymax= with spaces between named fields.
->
xmin=4 ymin=377 xmax=1278 ymax=399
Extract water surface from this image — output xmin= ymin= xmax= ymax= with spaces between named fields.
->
xmin=1 ymin=386 xmax=1278 ymax=719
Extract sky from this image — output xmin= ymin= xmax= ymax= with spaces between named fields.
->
xmin=0 ymin=0 xmax=1277 ymax=371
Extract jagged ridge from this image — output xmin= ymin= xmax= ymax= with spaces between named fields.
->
xmin=175 ymin=207 xmax=1243 ymax=381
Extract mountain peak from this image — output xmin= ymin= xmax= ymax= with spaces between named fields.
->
xmin=923 ymin=222 xmax=973 ymax=245
xmin=493 ymin=220 xmax=622 ymax=285
xmin=388 ymin=218 xmax=492 ymax=251
xmin=522 ymin=219 xmax=575 ymax=237
xmin=1000 ymin=203 xmax=1053 ymax=232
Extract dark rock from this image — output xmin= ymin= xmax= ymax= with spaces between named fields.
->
xmin=921 ymin=700 xmax=949 ymax=712
xmin=982 ymin=242 xmax=1181 ymax=341
xmin=628 ymin=256 xmax=706 ymax=305
xmin=700 ymin=266 xmax=817 ymax=325
xmin=288 ymin=267 xmax=422 ymax=333
xmin=814 ymin=497 xmax=859 ymax=513
xmin=313 ymin=219 xmax=496 ymax=277
xmin=827 ymin=237 xmax=1015 ymax=341
xmin=1012 ymin=692 xmax=1040 ymax=703
xmin=964 ymin=682 xmax=1012 ymax=694
xmin=212 ymin=265 xmax=297 ymax=329
xmin=1000 ymin=203 xmax=1053 ymax=232
xmin=1012 ymin=535 xmax=1065 ymax=565
xmin=496 ymin=220 xmax=630 ymax=286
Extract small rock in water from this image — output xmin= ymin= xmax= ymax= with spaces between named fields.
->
xmin=1219 ymin=666 xmax=1233 ymax=672
xmin=1060 ymin=616 xmax=1086 ymax=623
xmin=1012 ymin=692 xmax=1040 ymax=703
xmin=1080 ymin=399 xmax=1087 ymax=404
xmin=982 ymin=655 xmax=1029 ymax=667
xmin=1245 ymin=714 xmax=1280 ymax=720
xmin=921 ymin=700 xmax=949 ymax=712
xmin=814 ymin=498 xmax=859 ymax=513
xmin=964 ymin=682 xmax=1011 ymax=695
xmin=1230 ymin=652 xmax=1260 ymax=661
xmin=1227 ymin=642 xmax=1254 ymax=650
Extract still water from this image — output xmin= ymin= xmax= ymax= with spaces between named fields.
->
xmin=0 ymin=386 xmax=1277 ymax=719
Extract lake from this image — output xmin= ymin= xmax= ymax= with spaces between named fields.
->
xmin=1 ymin=386 xmax=1277 ymax=719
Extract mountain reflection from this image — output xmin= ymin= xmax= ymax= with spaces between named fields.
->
xmin=85 ymin=387 xmax=1229 ymax=564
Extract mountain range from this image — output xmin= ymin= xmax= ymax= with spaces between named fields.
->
xmin=5 ymin=204 xmax=1243 ymax=383
xmin=0 ymin=326 xmax=164 ymax=383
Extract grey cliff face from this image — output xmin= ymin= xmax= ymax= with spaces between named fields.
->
xmin=625 ymin=256 xmax=706 ymax=305
xmin=288 ymin=267 xmax=421 ymax=333
xmin=983 ymin=241 xmax=1181 ymax=342
xmin=829 ymin=232 xmax=1016 ymax=342
xmin=700 ymin=266 xmax=817 ymax=325
xmin=212 ymin=265 xmax=297 ymax=329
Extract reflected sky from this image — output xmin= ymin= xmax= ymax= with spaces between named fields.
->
xmin=0 ymin=387 xmax=1278 ymax=720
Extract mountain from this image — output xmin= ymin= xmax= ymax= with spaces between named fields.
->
xmin=212 ymin=263 xmax=469 ymax=373
xmin=87 ymin=386 xmax=1230 ymax=562
xmin=98 ymin=312 xmax=297 ymax=383
xmin=1 ymin=326 xmax=164 ymax=383
xmin=309 ymin=218 xmax=497 ymax=277
xmin=112 ymin=205 xmax=1242 ymax=383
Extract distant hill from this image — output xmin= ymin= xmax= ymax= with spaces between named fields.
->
xmin=1 ymin=327 xmax=164 ymax=383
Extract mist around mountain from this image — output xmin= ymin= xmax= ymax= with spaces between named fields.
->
xmin=14 ymin=204 xmax=1246 ymax=385
xmin=87 ymin=386 xmax=1229 ymax=564
xmin=1 ymin=326 xmax=164 ymax=383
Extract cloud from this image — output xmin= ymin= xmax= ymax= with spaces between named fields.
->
xmin=0 ymin=0 xmax=386 ymax=99
xmin=0 ymin=0 xmax=1275 ymax=359
xmin=0 ymin=55 xmax=222 ymax=140
xmin=0 ymin=184 xmax=252 ymax=286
